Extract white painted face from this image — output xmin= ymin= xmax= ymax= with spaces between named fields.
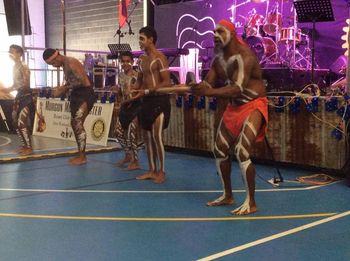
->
xmin=120 ymin=55 xmax=133 ymax=73
xmin=214 ymin=25 xmax=232 ymax=49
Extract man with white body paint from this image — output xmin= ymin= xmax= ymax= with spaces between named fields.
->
xmin=43 ymin=48 xmax=96 ymax=166
xmin=191 ymin=19 xmax=268 ymax=215
xmin=126 ymin=26 xmax=171 ymax=184
xmin=0 ymin=45 xmax=34 ymax=155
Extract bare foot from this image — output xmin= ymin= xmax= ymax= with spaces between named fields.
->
xmin=19 ymin=147 xmax=33 ymax=156
xmin=126 ymin=161 xmax=140 ymax=171
xmin=231 ymin=203 xmax=257 ymax=215
xmin=136 ymin=171 xmax=157 ymax=180
xmin=207 ymin=195 xmax=234 ymax=206
xmin=153 ymin=171 xmax=166 ymax=184
xmin=116 ymin=154 xmax=132 ymax=167
xmin=17 ymin=146 xmax=26 ymax=154
xmin=69 ymin=156 xmax=87 ymax=166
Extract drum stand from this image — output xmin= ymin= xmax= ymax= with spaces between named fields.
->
xmin=293 ymin=36 xmax=312 ymax=69
xmin=262 ymin=0 xmax=285 ymax=66
xmin=287 ymin=8 xmax=311 ymax=69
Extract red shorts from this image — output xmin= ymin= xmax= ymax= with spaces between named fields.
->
xmin=223 ymin=97 xmax=268 ymax=142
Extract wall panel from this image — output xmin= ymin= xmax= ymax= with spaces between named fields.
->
xmin=45 ymin=0 xmax=143 ymax=57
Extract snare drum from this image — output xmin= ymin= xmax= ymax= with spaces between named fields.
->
xmin=279 ymin=27 xmax=301 ymax=44
xmin=246 ymin=14 xmax=264 ymax=36
xmin=263 ymin=11 xmax=282 ymax=35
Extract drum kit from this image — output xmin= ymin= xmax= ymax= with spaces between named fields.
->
xmin=240 ymin=0 xmax=311 ymax=69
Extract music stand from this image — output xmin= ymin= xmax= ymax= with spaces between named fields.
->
xmin=108 ymin=44 xmax=132 ymax=58
xmin=294 ymin=0 xmax=334 ymax=83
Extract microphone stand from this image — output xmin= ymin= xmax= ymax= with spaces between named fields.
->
xmin=125 ymin=1 xmax=139 ymax=36
xmin=112 ymin=1 xmax=138 ymax=85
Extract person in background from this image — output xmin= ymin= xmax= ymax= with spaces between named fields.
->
xmin=0 ymin=44 xmax=34 ymax=155
xmin=115 ymin=51 xmax=141 ymax=170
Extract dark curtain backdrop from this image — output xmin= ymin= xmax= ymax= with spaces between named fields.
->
xmin=155 ymin=0 xmax=349 ymax=69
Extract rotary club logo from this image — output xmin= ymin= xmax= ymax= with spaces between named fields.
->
xmin=91 ymin=118 xmax=105 ymax=141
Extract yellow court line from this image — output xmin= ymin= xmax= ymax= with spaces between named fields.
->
xmin=0 ymin=212 xmax=337 ymax=221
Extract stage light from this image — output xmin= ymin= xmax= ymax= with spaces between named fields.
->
xmin=204 ymin=0 xmax=212 ymax=8
xmin=341 ymin=19 xmax=349 ymax=56
xmin=0 ymin=52 xmax=15 ymax=97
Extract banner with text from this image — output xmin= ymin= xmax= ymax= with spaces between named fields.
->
xmin=33 ymin=98 xmax=114 ymax=146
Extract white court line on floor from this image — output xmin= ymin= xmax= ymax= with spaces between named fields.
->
xmin=0 ymin=136 xmax=11 ymax=147
xmin=197 ymin=210 xmax=350 ymax=261
xmin=0 ymin=184 xmax=330 ymax=194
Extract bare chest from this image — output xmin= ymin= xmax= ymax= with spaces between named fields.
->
xmin=140 ymin=57 xmax=163 ymax=74
xmin=216 ymin=55 xmax=242 ymax=80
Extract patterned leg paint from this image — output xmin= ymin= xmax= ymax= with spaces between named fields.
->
xmin=146 ymin=130 xmax=156 ymax=171
xmin=14 ymin=106 xmax=32 ymax=155
xmin=115 ymin=120 xmax=131 ymax=167
xmin=12 ymin=110 xmax=25 ymax=148
xmin=125 ymin=120 xmax=140 ymax=170
xmin=231 ymin=119 xmax=257 ymax=215
xmin=152 ymin=113 xmax=166 ymax=183
xmin=128 ymin=121 xmax=139 ymax=162
xmin=70 ymin=106 xmax=88 ymax=165
xmin=72 ymin=108 xmax=87 ymax=153
xmin=207 ymin=119 xmax=234 ymax=206
xmin=115 ymin=120 xmax=128 ymax=151
xmin=136 ymin=131 xmax=157 ymax=180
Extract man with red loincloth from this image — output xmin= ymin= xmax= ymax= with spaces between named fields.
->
xmin=191 ymin=19 xmax=268 ymax=215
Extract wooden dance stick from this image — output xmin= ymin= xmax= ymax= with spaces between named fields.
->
xmin=122 ymin=85 xmax=192 ymax=105
xmin=147 ymin=84 xmax=191 ymax=95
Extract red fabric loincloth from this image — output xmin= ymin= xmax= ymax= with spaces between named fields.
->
xmin=223 ymin=97 xmax=268 ymax=142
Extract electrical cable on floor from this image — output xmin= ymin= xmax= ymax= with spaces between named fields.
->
xmin=259 ymin=137 xmax=310 ymax=188
xmin=264 ymin=136 xmax=284 ymax=186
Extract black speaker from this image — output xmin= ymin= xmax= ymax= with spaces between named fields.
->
xmin=4 ymin=0 xmax=32 ymax=36
xmin=93 ymin=67 xmax=104 ymax=89
xmin=262 ymin=68 xmax=293 ymax=91
xmin=105 ymin=68 xmax=117 ymax=88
